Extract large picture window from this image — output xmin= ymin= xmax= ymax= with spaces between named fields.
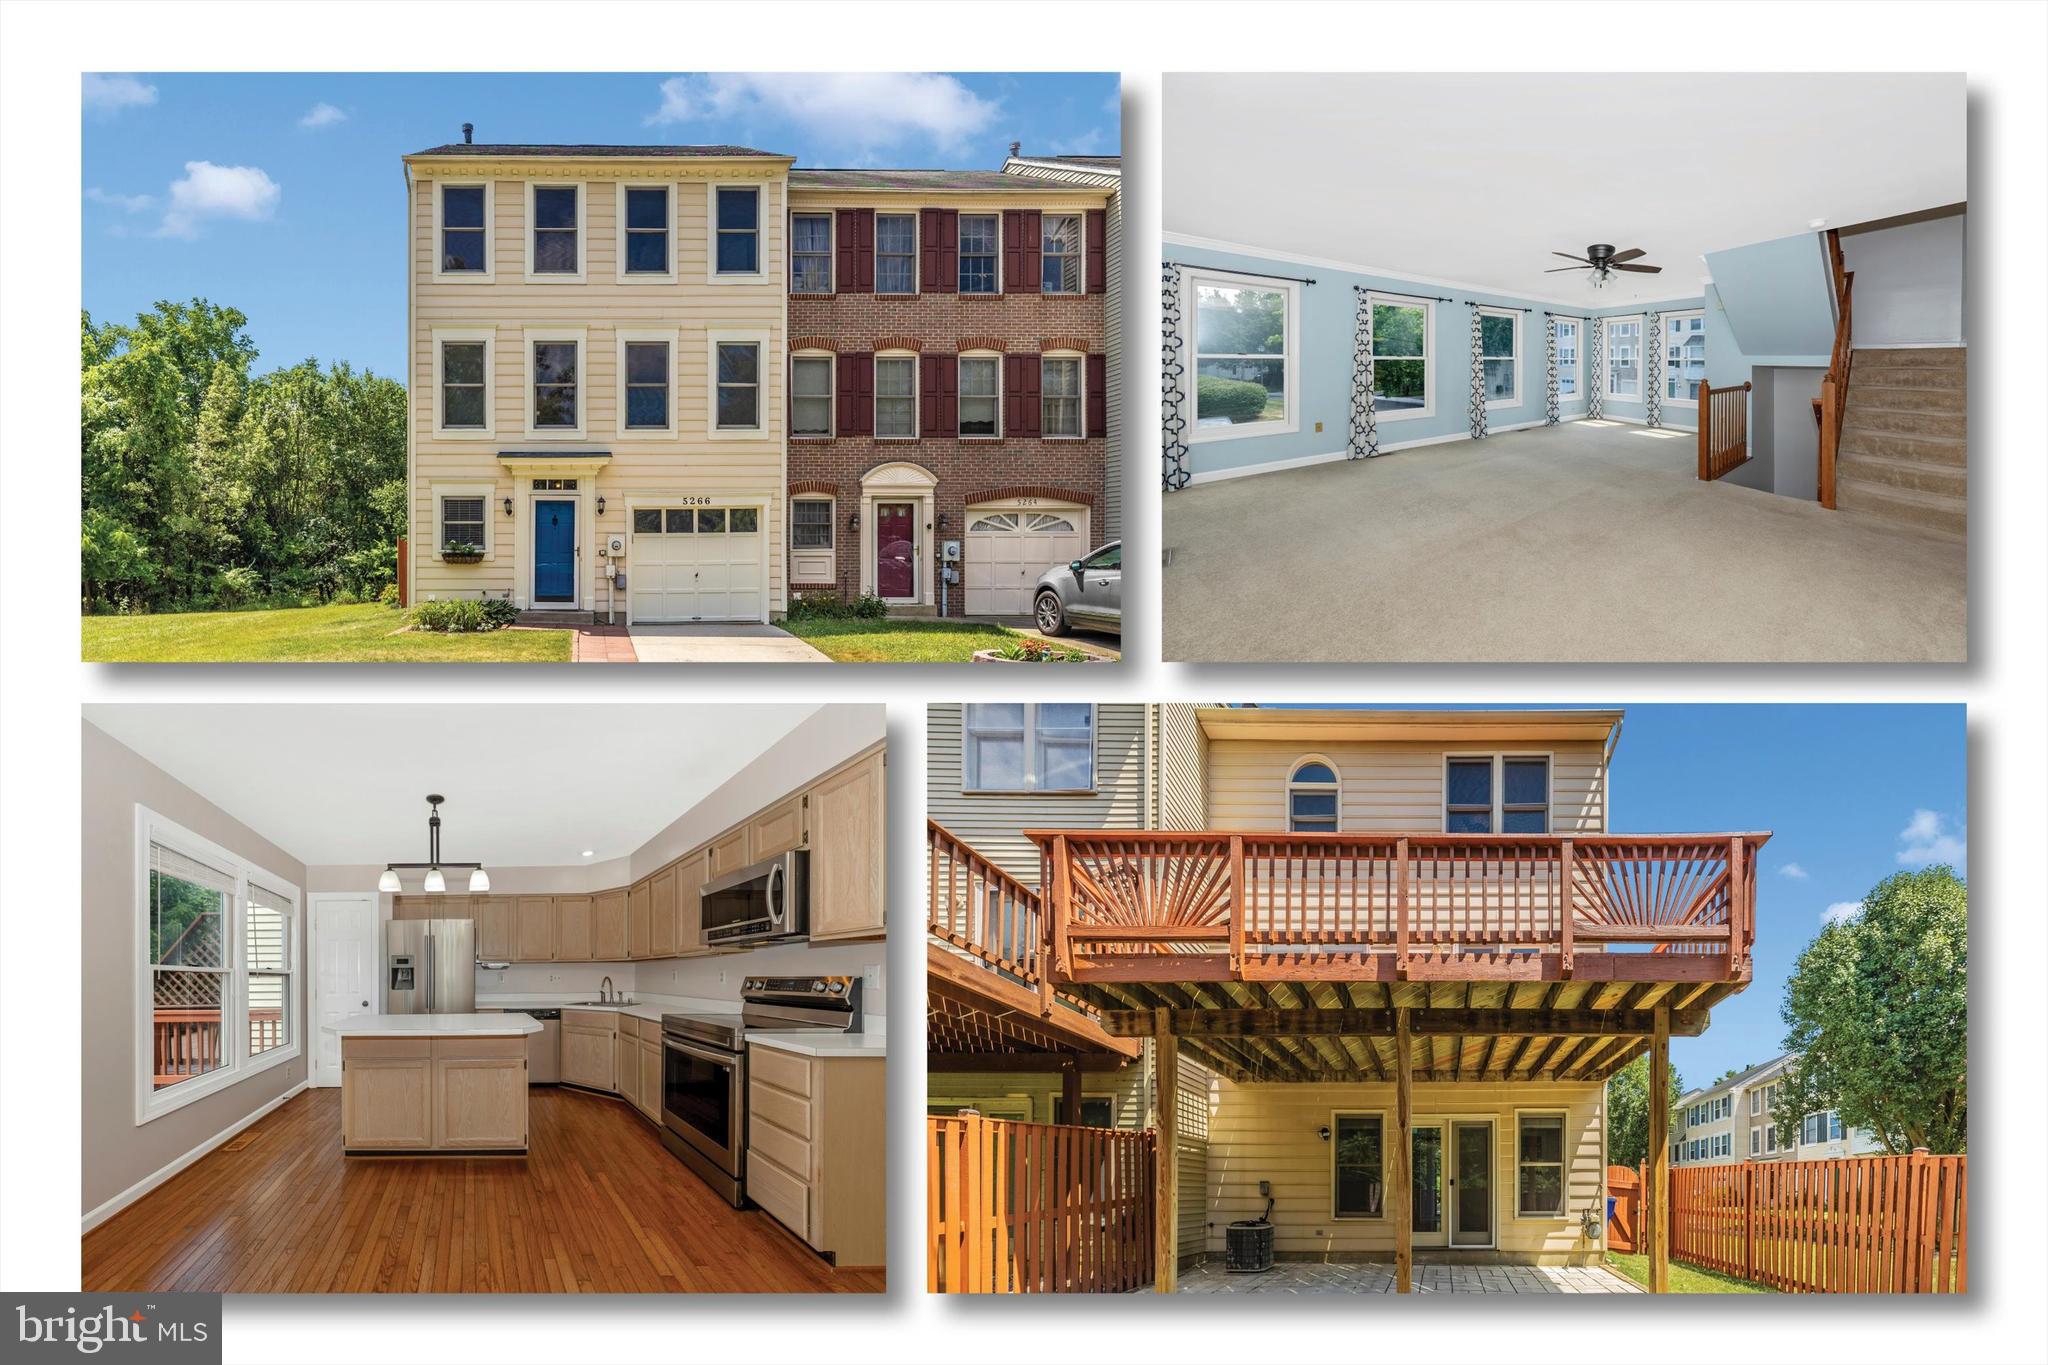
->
xmin=1604 ymin=317 xmax=1643 ymax=402
xmin=138 ymin=808 xmax=300 ymax=1123
xmin=1333 ymin=1113 xmax=1385 ymax=1218
xmin=1663 ymin=311 xmax=1705 ymax=405
xmin=1517 ymin=1114 xmax=1566 ymax=1216
xmin=961 ymin=703 xmax=1095 ymax=793
xmin=1191 ymin=273 xmax=1296 ymax=437
xmin=1554 ymin=318 xmax=1580 ymax=399
xmin=1478 ymin=309 xmax=1518 ymax=405
xmin=1371 ymin=297 xmax=1430 ymax=417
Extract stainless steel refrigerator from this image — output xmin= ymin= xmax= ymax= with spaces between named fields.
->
xmin=383 ymin=918 xmax=475 ymax=1013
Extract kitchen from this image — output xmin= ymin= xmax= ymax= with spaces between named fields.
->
xmin=80 ymin=702 xmax=888 ymax=1294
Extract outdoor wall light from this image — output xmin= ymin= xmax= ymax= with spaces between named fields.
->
xmin=502 ymin=497 xmax=514 ymax=517
xmin=935 ymin=512 xmax=949 ymax=530
xmin=1317 ymin=1125 xmax=1332 ymax=1142
xmin=848 ymin=510 xmax=860 ymax=530
xmin=596 ymin=495 xmax=606 ymax=516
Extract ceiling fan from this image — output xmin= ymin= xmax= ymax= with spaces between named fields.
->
xmin=1547 ymin=244 xmax=1662 ymax=288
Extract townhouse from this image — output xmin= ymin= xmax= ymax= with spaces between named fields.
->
xmin=1670 ymin=1053 xmax=1885 ymax=1167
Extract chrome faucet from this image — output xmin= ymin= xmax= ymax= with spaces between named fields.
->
xmin=599 ymin=975 xmax=614 ymax=1004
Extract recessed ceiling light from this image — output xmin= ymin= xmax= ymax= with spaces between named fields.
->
xmin=581 ymin=849 xmax=595 ymax=858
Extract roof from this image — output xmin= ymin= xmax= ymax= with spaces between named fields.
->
xmin=1010 ymin=153 xmax=1122 ymax=171
xmin=788 ymin=168 xmax=1092 ymax=193
xmin=1675 ymin=1052 xmax=1795 ymax=1107
xmin=408 ymin=143 xmax=784 ymax=160
xmin=1194 ymin=707 xmax=1626 ymax=746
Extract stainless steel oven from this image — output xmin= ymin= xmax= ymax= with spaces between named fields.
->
xmin=700 ymin=849 xmax=809 ymax=948
xmin=659 ymin=1024 xmax=745 ymax=1206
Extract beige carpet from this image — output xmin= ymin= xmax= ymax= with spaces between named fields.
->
xmin=1161 ymin=421 xmax=1966 ymax=663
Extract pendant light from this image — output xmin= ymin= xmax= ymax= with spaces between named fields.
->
xmin=379 ymin=795 xmax=487 ymax=895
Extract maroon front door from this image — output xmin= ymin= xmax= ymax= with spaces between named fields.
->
xmin=876 ymin=502 xmax=915 ymax=599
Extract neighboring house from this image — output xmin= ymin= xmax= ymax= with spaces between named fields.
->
xmin=927 ymin=704 xmax=1767 ymax=1292
xmin=1670 ymin=1052 xmax=1885 ymax=1167
xmin=784 ymin=168 xmax=1112 ymax=617
xmin=405 ymin=138 xmax=795 ymax=625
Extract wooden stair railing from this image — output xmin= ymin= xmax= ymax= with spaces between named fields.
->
xmin=1818 ymin=227 xmax=1854 ymax=509
xmin=1697 ymin=379 xmax=1754 ymax=481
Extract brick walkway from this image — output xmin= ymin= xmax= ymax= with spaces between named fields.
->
xmin=572 ymin=625 xmax=637 ymax=663
xmin=1175 ymin=1261 xmax=1643 ymax=1294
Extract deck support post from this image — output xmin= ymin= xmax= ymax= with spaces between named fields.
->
xmin=1393 ymin=1005 xmax=1413 ymax=1293
xmin=1060 ymin=1058 xmax=1082 ymax=1124
xmin=1153 ymin=1011 xmax=1179 ymax=1293
xmin=1648 ymin=1003 xmax=1671 ymax=1293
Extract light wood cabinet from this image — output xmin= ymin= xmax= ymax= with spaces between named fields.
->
xmin=637 ymin=1035 xmax=661 ymax=1119
xmin=674 ymin=850 xmax=710 ymax=957
xmin=627 ymin=880 xmax=652 ymax=959
xmin=342 ymin=1036 xmax=528 ymax=1153
xmin=749 ymin=794 xmax=807 ymax=862
xmin=342 ymin=1039 xmax=434 ymax=1150
xmin=433 ymin=1040 xmax=527 ymax=1149
xmin=560 ymin=1010 xmax=616 ymax=1091
xmin=708 ymin=827 xmax=748 ymax=879
xmin=650 ymin=866 xmax=677 ymax=958
xmin=592 ymin=888 xmax=628 ymax=962
xmin=807 ymin=750 xmax=886 ymax=942
xmin=391 ymin=895 xmax=431 ymax=922
xmin=555 ymin=895 xmax=592 ymax=962
xmin=514 ymin=896 xmax=555 ymax=961
xmin=746 ymin=1046 xmax=885 ymax=1266
xmin=614 ymin=1025 xmax=636 ymax=1107
xmin=475 ymin=896 xmax=514 ymax=961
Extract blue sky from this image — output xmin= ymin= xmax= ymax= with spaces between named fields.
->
xmin=80 ymin=72 xmax=1120 ymax=378
xmin=1265 ymin=703 xmax=1968 ymax=1090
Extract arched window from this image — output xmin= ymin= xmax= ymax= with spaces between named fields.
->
xmin=1287 ymin=759 xmax=1339 ymax=833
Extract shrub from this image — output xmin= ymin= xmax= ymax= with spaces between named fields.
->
xmin=992 ymin=639 xmax=1097 ymax=663
xmin=1197 ymin=374 xmax=1270 ymax=423
xmin=478 ymin=597 xmax=520 ymax=628
xmin=786 ymin=591 xmax=888 ymax=621
xmin=211 ymin=566 xmax=264 ymax=610
xmin=377 ymin=582 xmax=402 ymax=608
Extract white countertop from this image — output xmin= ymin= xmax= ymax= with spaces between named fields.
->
xmin=329 ymin=1013 xmax=543 ymax=1038
xmin=747 ymin=1031 xmax=888 ymax=1059
xmin=478 ymin=996 xmax=675 ymax=1025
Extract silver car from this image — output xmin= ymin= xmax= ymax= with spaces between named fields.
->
xmin=1033 ymin=541 xmax=1121 ymax=637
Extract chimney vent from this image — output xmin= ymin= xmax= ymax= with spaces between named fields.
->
xmin=462 ymin=122 xmax=474 ymax=145
xmin=1008 ymin=141 xmax=1021 ymax=159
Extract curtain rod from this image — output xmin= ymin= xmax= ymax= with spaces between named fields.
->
xmin=1168 ymin=261 xmax=1315 ymax=286
xmin=1465 ymin=300 xmax=1533 ymax=313
xmin=1355 ymin=285 xmax=1452 ymax=304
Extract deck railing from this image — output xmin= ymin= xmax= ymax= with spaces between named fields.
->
xmin=928 ymin=821 xmax=1044 ymax=986
xmin=928 ymin=1114 xmax=1156 ymax=1293
xmin=1027 ymin=831 xmax=1764 ymax=984
xmin=153 ymin=1008 xmax=284 ymax=1086
xmin=1698 ymin=380 xmax=1754 ymax=481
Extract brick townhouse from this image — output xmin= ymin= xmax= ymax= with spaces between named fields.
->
xmin=784 ymin=164 xmax=1116 ymax=617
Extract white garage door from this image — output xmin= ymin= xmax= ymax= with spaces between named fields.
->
xmin=963 ymin=506 xmax=1089 ymax=617
xmin=629 ymin=505 xmax=764 ymax=622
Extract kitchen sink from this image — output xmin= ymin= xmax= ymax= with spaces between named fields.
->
xmin=568 ymin=998 xmax=636 ymax=1006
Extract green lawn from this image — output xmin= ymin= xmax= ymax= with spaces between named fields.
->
xmin=779 ymin=617 xmax=1116 ymax=664
xmin=1605 ymin=1252 xmax=1771 ymax=1294
xmin=81 ymin=603 xmax=573 ymax=663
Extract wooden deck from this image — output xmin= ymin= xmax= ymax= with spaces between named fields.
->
xmin=83 ymin=1086 xmax=885 ymax=1294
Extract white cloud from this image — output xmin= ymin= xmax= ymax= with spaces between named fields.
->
xmin=1048 ymin=127 xmax=1111 ymax=156
xmin=1896 ymin=808 xmax=1965 ymax=867
xmin=299 ymin=102 xmax=347 ymax=130
xmin=85 ymin=186 xmax=155 ymax=213
xmin=645 ymin=72 xmax=1000 ymax=155
xmin=156 ymin=161 xmax=281 ymax=239
xmin=1777 ymin=862 xmax=1809 ymax=880
xmin=1822 ymin=901 xmax=1863 ymax=926
xmin=83 ymin=73 xmax=157 ymax=116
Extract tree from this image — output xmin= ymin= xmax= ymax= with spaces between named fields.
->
xmin=1777 ymin=866 xmax=1967 ymax=1154
xmin=1606 ymin=1053 xmax=1684 ymax=1169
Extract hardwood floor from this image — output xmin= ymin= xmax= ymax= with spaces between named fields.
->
xmin=83 ymin=1086 xmax=886 ymax=1294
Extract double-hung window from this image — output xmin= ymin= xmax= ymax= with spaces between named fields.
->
xmin=1333 ymin=1114 xmax=1385 ymax=1218
xmin=1604 ymin=317 xmax=1642 ymax=402
xmin=1478 ymin=308 xmax=1519 ymax=405
xmin=791 ymin=355 xmax=833 ymax=437
xmin=876 ymin=213 xmax=916 ymax=293
xmin=715 ymin=187 xmax=760 ymax=275
xmin=1371 ymin=295 xmax=1431 ymax=418
xmin=715 ymin=341 xmax=760 ymax=430
xmin=438 ymin=184 xmax=488 ymax=275
xmin=439 ymin=338 xmax=488 ymax=432
xmin=1663 ymin=311 xmax=1705 ymax=405
xmin=531 ymin=337 xmax=580 ymax=432
xmin=791 ymin=213 xmax=832 ymax=293
xmin=1554 ymin=318 xmax=1580 ymax=398
xmin=961 ymin=703 xmax=1095 ymax=792
xmin=1042 ymin=213 xmax=1082 ymax=293
xmin=959 ymin=214 xmax=999 ymax=293
xmin=529 ymin=184 xmax=580 ymax=277
xmin=1444 ymin=755 xmax=1551 ymax=834
xmin=874 ymin=356 xmax=917 ymax=438
xmin=1750 ymin=1128 xmax=1761 ymax=1156
xmin=139 ymin=808 xmax=301 ymax=1123
xmin=622 ymin=338 xmax=671 ymax=432
xmin=1191 ymin=272 xmax=1296 ymax=435
xmin=621 ymin=185 xmax=670 ymax=277
xmin=440 ymin=494 xmax=486 ymax=552
xmin=1287 ymin=760 xmax=1339 ymax=832
xmin=958 ymin=356 xmax=999 ymax=437
xmin=791 ymin=498 xmax=833 ymax=550
xmin=1041 ymin=356 xmax=1082 ymax=437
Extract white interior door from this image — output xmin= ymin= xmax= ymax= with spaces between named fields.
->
xmin=311 ymin=893 xmax=379 ymax=1087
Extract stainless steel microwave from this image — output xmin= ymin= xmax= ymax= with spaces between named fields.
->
xmin=700 ymin=849 xmax=809 ymax=947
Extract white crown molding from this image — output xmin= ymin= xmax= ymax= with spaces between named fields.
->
xmin=1163 ymin=230 xmax=1709 ymax=311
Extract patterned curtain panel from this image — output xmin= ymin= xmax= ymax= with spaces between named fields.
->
xmin=1587 ymin=319 xmax=1605 ymax=420
xmin=1161 ymin=264 xmax=1191 ymax=492
xmin=1644 ymin=310 xmax=1663 ymax=428
xmin=1347 ymin=287 xmax=1380 ymax=459
xmin=1544 ymin=316 xmax=1560 ymax=425
xmin=1466 ymin=308 xmax=1487 ymax=440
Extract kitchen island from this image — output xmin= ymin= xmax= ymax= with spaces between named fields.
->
xmin=329 ymin=1014 xmax=542 ymax=1155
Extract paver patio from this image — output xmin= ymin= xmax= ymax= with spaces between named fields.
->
xmin=570 ymin=624 xmax=638 ymax=663
xmin=1173 ymin=1261 xmax=1643 ymax=1294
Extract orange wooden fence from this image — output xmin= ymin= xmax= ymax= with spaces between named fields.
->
xmin=1669 ymin=1151 xmax=1966 ymax=1292
xmin=1606 ymin=1164 xmax=1642 ymax=1253
xmin=928 ymin=1114 xmax=1156 ymax=1293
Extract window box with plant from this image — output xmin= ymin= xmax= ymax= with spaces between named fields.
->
xmin=441 ymin=541 xmax=485 ymax=565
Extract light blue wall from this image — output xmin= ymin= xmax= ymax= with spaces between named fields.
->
xmin=1169 ymin=242 xmax=1626 ymax=479
xmin=1702 ymin=232 xmax=1835 ymax=363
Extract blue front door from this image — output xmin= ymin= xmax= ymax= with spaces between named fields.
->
xmin=533 ymin=500 xmax=575 ymax=603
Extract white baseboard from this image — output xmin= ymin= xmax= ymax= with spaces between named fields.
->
xmin=82 ymin=1081 xmax=308 ymax=1233
xmin=1182 ymin=415 xmax=1580 ymax=486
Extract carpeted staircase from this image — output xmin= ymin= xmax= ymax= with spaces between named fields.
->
xmin=1834 ymin=348 xmax=1966 ymax=540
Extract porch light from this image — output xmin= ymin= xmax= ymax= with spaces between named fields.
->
xmin=596 ymin=495 xmax=606 ymax=516
xmin=935 ymin=512 xmax=949 ymax=530
xmin=1317 ymin=1125 xmax=1331 ymax=1142
xmin=503 ymin=497 xmax=514 ymax=517
xmin=848 ymin=510 xmax=860 ymax=530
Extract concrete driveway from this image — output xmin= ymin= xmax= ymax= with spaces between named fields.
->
xmin=626 ymin=622 xmax=830 ymax=663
